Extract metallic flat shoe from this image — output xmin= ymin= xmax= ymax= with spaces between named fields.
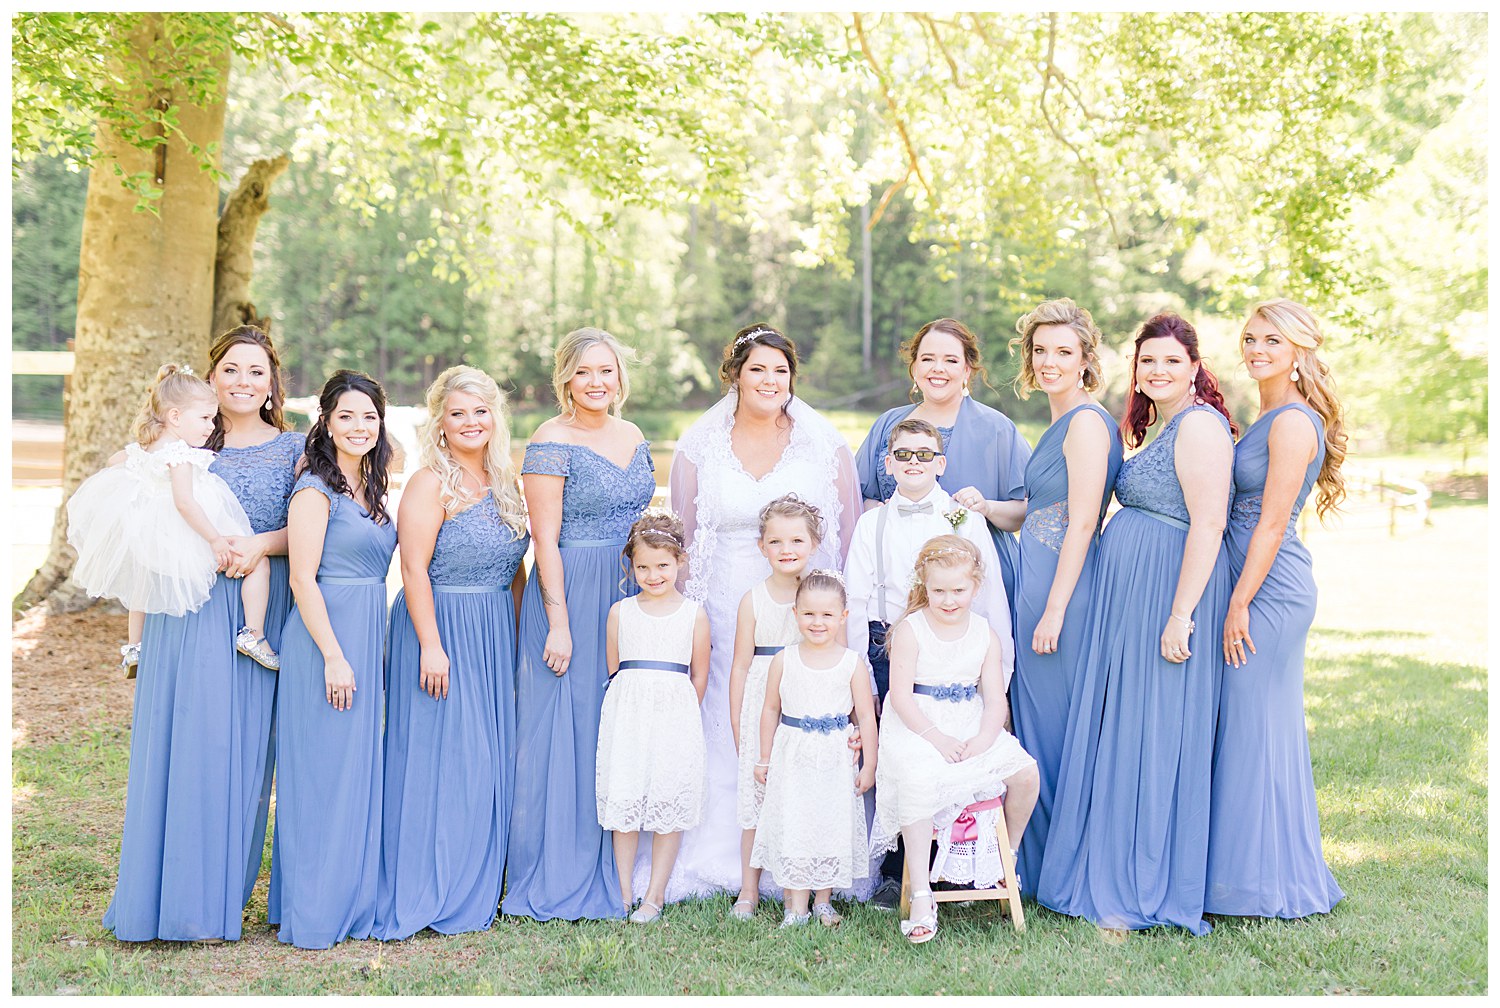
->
xmin=235 ymin=627 xmax=280 ymax=671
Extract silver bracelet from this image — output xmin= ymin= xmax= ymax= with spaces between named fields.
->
xmin=1170 ymin=613 xmax=1195 ymax=632
xmin=754 ymin=761 xmax=770 ymax=767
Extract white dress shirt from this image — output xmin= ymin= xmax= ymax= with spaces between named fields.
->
xmin=844 ymin=483 xmax=1014 ymax=685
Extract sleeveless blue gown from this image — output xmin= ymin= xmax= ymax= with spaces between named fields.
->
xmin=103 ymin=429 xmax=302 ymax=942
xmin=1011 ymin=403 xmax=1123 ymax=894
xmin=502 ymin=441 xmax=655 ymax=921
xmin=376 ymin=491 xmax=529 ymax=939
xmin=1206 ymin=403 xmax=1343 ymax=917
xmin=856 ymin=398 xmax=1031 ymax=611
xmin=271 ymin=473 xmax=397 ymax=949
xmin=1037 ymin=405 xmax=1233 ymax=935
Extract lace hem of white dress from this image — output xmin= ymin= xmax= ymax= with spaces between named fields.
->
xmin=597 ymin=795 xmax=704 ymax=835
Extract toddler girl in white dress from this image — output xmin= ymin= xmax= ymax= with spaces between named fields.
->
xmin=66 ymin=364 xmax=278 ymax=674
xmin=596 ymin=512 xmax=710 ymax=923
xmin=751 ymin=570 xmax=878 ymax=928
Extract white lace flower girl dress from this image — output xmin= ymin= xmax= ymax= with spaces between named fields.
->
xmin=750 ymin=645 xmax=869 ymax=891
xmin=67 ymin=440 xmax=253 ymax=616
xmin=595 ymin=596 xmax=708 ymax=835
xmin=736 ymin=581 xmax=802 ymax=830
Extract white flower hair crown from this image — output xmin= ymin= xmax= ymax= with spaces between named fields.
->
xmin=806 ymin=567 xmax=846 ymax=586
xmin=734 ymin=327 xmax=777 ymax=350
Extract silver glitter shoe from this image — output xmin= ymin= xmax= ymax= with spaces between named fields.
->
xmin=235 ymin=627 xmax=280 ymax=671
xmin=120 ymin=641 xmax=141 ymax=680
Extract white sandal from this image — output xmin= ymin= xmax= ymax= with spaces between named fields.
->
xmin=730 ymin=898 xmax=757 ymax=921
xmin=629 ymin=900 xmax=662 ymax=924
xmin=811 ymin=901 xmax=842 ymax=928
xmin=779 ymin=909 xmax=811 ymax=928
xmin=900 ymin=892 xmax=938 ymax=945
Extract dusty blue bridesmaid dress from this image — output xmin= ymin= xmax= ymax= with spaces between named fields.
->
xmin=1037 ymin=405 xmax=1233 ymax=935
xmin=1011 ymin=403 xmax=1123 ymax=894
xmin=376 ymin=491 xmax=529 ymax=939
xmin=103 ymin=430 xmax=302 ymax=942
xmin=272 ymin=472 xmax=397 ymax=949
xmin=501 ymin=441 xmax=654 ymax=921
xmin=1206 ymin=402 xmax=1343 ymax=917
xmin=855 ymin=397 xmax=1032 ymax=609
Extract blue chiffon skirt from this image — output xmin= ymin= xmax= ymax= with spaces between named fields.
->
xmin=1010 ymin=534 xmax=1100 ymax=894
xmin=1206 ymin=526 xmax=1343 ymax=917
xmin=502 ymin=543 xmax=630 ymax=921
xmin=271 ymin=579 xmax=386 ymax=949
xmin=375 ymin=585 xmax=518 ymax=939
xmin=102 ymin=560 xmax=287 ymax=941
xmin=1037 ymin=511 xmax=1230 ymax=935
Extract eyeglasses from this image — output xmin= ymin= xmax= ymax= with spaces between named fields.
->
xmin=890 ymin=448 xmax=944 ymax=462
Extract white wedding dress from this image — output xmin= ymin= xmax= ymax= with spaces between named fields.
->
xmin=653 ymin=393 xmax=868 ymax=903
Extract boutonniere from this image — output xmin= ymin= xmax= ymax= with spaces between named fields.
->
xmin=943 ymin=507 xmax=969 ymax=529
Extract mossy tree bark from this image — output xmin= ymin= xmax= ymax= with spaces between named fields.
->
xmin=17 ymin=16 xmax=230 ymax=612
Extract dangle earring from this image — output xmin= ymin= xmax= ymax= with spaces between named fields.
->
xmin=1134 ymin=383 xmax=1141 ymax=394
xmin=439 ymin=430 xmax=447 ymax=448
xmin=1077 ymin=369 xmax=1086 ymax=390
xmin=1290 ymin=360 xmax=1301 ymax=383
xmin=962 ymin=382 xmax=971 ymax=397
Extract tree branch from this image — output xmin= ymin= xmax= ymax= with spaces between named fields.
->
xmin=852 ymin=13 xmax=934 ymax=221
xmin=1039 ymin=12 xmax=1122 ymax=246
xmin=912 ymin=14 xmax=961 ymax=85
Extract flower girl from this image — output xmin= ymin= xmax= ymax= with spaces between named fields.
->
xmin=67 ymin=363 xmax=279 ymax=674
xmin=595 ymin=512 xmax=710 ymax=923
xmin=871 ymin=535 xmax=1039 ymax=944
xmin=727 ymin=493 xmax=823 ymax=919
xmin=752 ymin=570 xmax=878 ymax=928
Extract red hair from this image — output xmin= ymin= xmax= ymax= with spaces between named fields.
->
xmin=1123 ymin=313 xmax=1237 ymax=449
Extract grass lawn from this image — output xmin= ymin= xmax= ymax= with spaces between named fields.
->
xmin=10 ymin=499 xmax=1486 ymax=995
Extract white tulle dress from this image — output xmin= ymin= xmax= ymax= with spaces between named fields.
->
xmin=67 ymin=440 xmax=253 ymax=616
xmin=668 ymin=392 xmax=866 ymax=899
xmin=595 ymin=596 xmax=707 ymax=834
xmin=750 ymin=646 xmax=870 ymax=891
xmin=871 ymin=611 xmax=1036 ymax=882
xmin=736 ymin=580 xmax=802 ymax=830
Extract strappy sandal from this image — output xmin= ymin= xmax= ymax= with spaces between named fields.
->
xmin=730 ymin=898 xmax=757 ymax=921
xmin=779 ymin=909 xmax=811 ymax=928
xmin=900 ymin=892 xmax=938 ymax=945
xmin=628 ymin=900 xmax=662 ymax=924
xmin=811 ymin=901 xmax=842 ymax=928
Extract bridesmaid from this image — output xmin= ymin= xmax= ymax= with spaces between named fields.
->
xmin=1037 ymin=313 xmax=1237 ymax=936
xmin=103 ymin=324 xmax=301 ymax=942
xmin=376 ymin=366 xmax=529 ymax=940
xmin=273 ymin=370 xmax=397 ymax=949
xmin=1006 ymin=298 xmax=1123 ymax=895
xmin=1207 ymin=299 xmax=1346 ymax=918
xmin=503 ymin=327 xmax=655 ymax=921
xmin=854 ymin=318 xmax=1031 ymax=606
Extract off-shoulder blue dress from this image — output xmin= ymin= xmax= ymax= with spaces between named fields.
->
xmin=1011 ymin=403 xmax=1123 ymax=894
xmin=502 ymin=441 xmax=655 ymax=921
xmin=103 ymin=429 xmax=302 ymax=942
xmin=855 ymin=397 xmax=1031 ymax=609
xmin=376 ymin=491 xmax=529 ymax=939
xmin=1037 ymin=405 xmax=1233 ymax=935
xmin=1206 ymin=403 xmax=1343 ymax=918
xmin=271 ymin=473 xmax=397 ymax=949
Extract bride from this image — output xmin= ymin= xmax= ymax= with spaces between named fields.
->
xmin=664 ymin=324 xmax=864 ymax=904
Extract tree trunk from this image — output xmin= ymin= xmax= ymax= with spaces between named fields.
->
xmin=212 ymin=154 xmax=289 ymax=338
xmin=16 ymin=16 xmax=229 ymax=613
